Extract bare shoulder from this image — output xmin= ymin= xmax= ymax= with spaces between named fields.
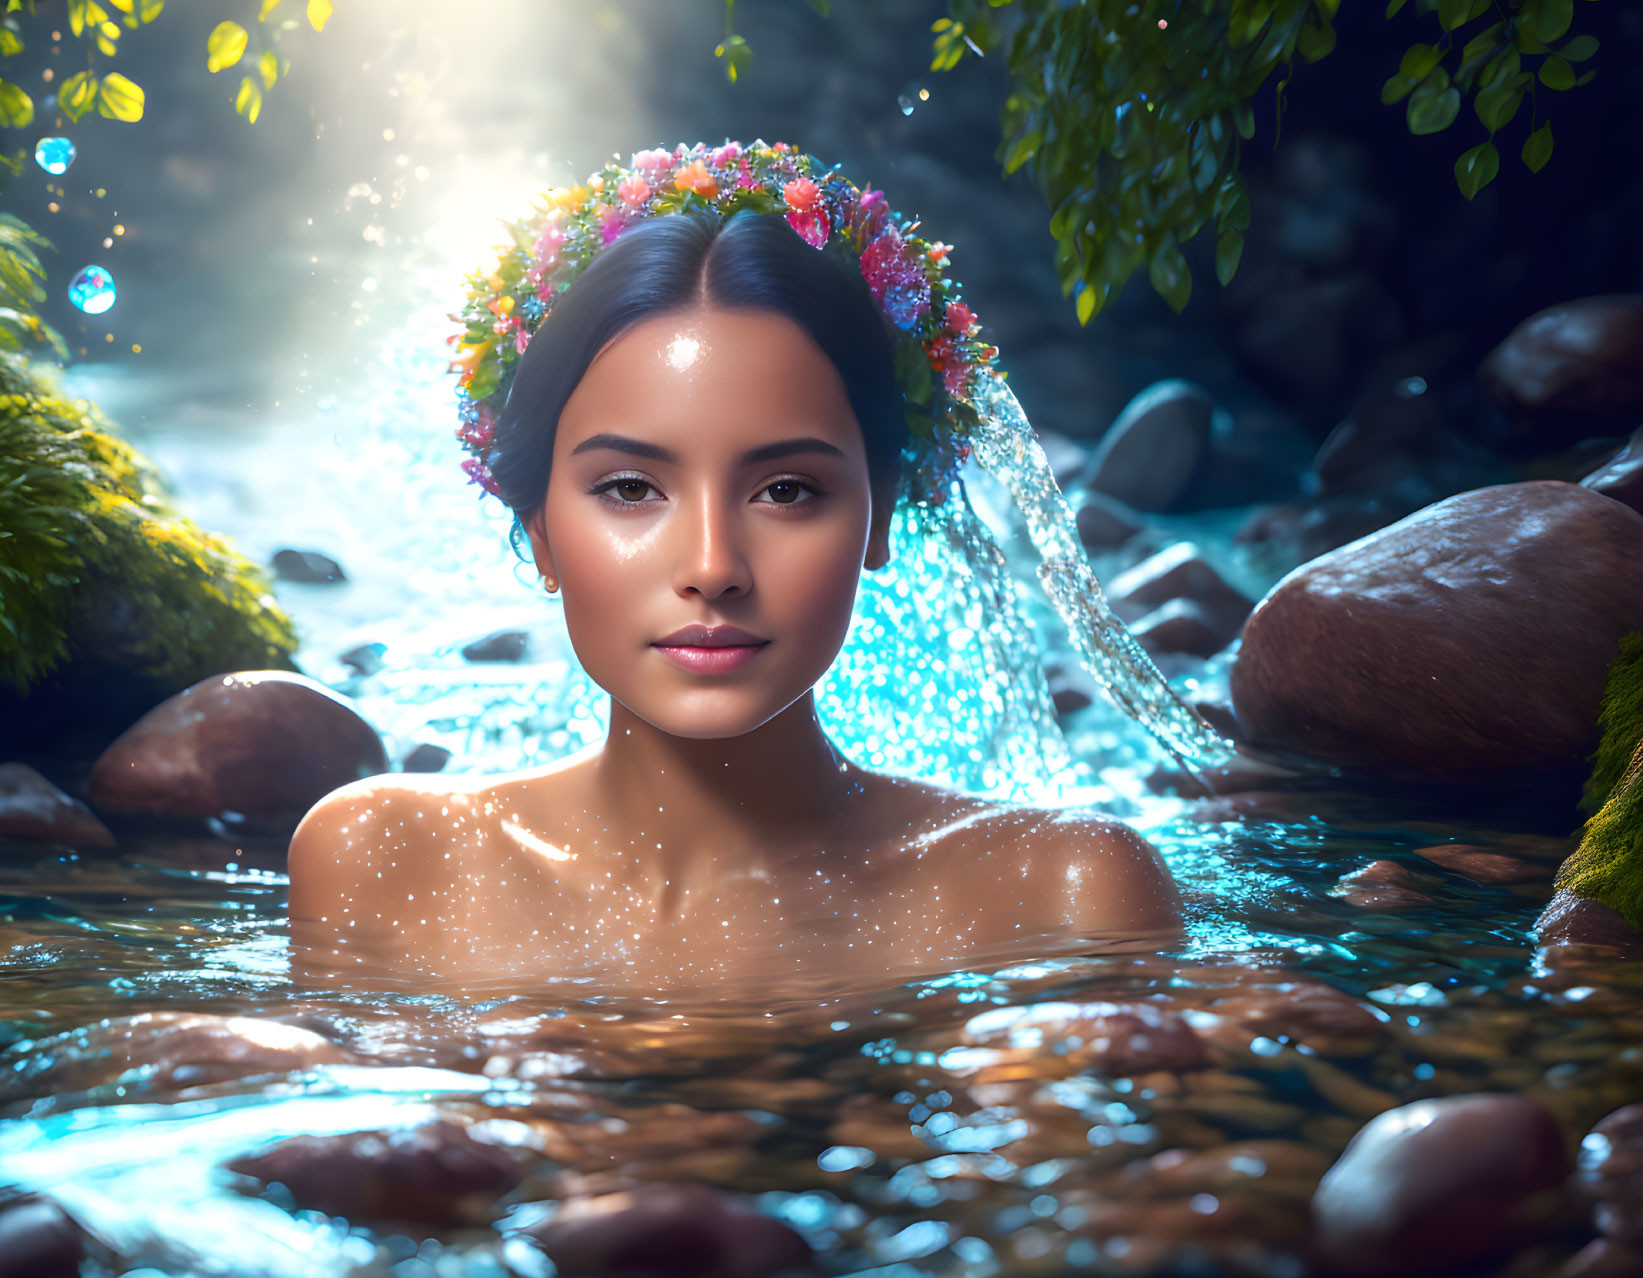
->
xmin=286 ymin=774 xmax=482 ymax=922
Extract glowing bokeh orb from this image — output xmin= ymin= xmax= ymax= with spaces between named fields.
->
xmin=33 ymin=136 xmax=76 ymax=176
xmin=68 ymin=264 xmax=116 ymax=315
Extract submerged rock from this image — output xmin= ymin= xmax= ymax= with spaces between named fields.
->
xmin=519 ymin=1181 xmax=813 ymax=1278
xmin=1573 ymin=1103 xmax=1643 ymax=1249
xmin=87 ymin=670 xmax=387 ymax=831
xmin=1309 ymin=1093 xmax=1571 ymax=1277
xmin=0 ymin=1193 xmax=82 ymax=1278
xmin=1535 ymin=889 xmax=1643 ymax=949
xmin=1074 ymin=490 xmax=1144 ymax=550
xmin=1479 ymin=295 xmax=1643 ymax=424
xmin=0 ymin=762 xmax=114 ymax=849
xmin=1332 ymin=861 xmax=1434 ymax=911
xmin=1231 ymin=481 xmax=1643 ymax=783
xmin=462 ymin=629 xmax=530 ymax=662
xmin=0 ymin=1012 xmax=353 ymax=1102
xmin=960 ymin=1000 xmax=1210 ymax=1076
xmin=227 ymin=1121 xmax=525 ymax=1226
xmin=271 ymin=548 xmax=346 ymax=583
xmin=1084 ymin=380 xmax=1214 ymax=512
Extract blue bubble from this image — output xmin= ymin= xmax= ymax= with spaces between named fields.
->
xmin=34 ymin=136 xmax=76 ymax=176
xmin=69 ymin=264 xmax=116 ymax=315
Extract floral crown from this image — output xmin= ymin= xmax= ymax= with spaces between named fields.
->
xmin=449 ymin=139 xmax=1003 ymax=502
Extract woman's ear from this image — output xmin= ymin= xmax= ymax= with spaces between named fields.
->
xmin=523 ymin=505 xmax=558 ymax=582
xmin=863 ymin=486 xmax=893 ymax=571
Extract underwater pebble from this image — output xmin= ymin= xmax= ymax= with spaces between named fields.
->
xmin=0 ymin=762 xmax=114 ymax=850
xmin=960 ymin=1001 xmax=1211 ymax=1077
xmin=1129 ymin=598 xmax=1230 ymax=659
xmin=1074 ymin=489 xmax=1144 ymax=550
xmin=0 ymin=1011 xmax=354 ymax=1102
xmin=87 ymin=670 xmax=388 ymax=832
xmin=1412 ymin=843 xmax=1550 ymax=884
xmin=0 ymin=1193 xmax=82 ymax=1278
xmin=338 ymin=642 xmax=387 ymax=675
xmin=271 ymin=548 xmax=347 ymax=583
xmin=401 ymin=743 xmax=453 ymax=773
xmin=462 ymin=629 xmax=530 ymax=662
xmin=1573 ymin=1103 xmax=1643 ymax=1248
xmin=227 ymin=1120 xmax=525 ymax=1226
xmin=1309 ymin=1093 xmax=1571 ymax=1276
xmin=1536 ymin=890 xmax=1643 ymax=949
xmin=1333 ymin=860 xmax=1433 ymax=910
xmin=1107 ymin=542 xmax=1254 ymax=639
xmin=518 ymin=1181 xmax=813 ymax=1278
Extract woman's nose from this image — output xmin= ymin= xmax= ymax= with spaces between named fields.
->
xmin=672 ymin=492 xmax=753 ymax=599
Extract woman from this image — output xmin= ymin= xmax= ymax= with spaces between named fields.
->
xmin=288 ymin=148 xmax=1191 ymax=991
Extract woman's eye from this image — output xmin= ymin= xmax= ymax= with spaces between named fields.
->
xmin=758 ymin=478 xmax=818 ymax=506
xmin=592 ymin=476 xmax=658 ymax=505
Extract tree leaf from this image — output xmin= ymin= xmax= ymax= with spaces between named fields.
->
xmin=1538 ymin=54 xmax=1575 ymax=90
xmin=1521 ymin=119 xmax=1553 ymax=172
xmin=57 ymin=70 xmax=99 ymax=122
xmin=258 ymin=49 xmax=277 ymax=89
xmin=1437 ymin=0 xmax=1471 ymax=29
xmin=1529 ymin=0 xmax=1573 ymax=42
xmin=1560 ymin=34 xmax=1598 ymax=61
xmin=95 ymin=70 xmax=143 ymax=121
xmin=235 ymin=75 xmax=262 ymax=124
xmin=1149 ymin=234 xmax=1191 ymax=313
xmin=0 ymin=27 xmax=21 ymax=54
xmin=1003 ymin=126 xmax=1042 ymax=175
xmin=139 ymin=0 xmax=162 ymax=20
xmin=306 ymin=0 xmax=331 ymax=31
xmin=1398 ymin=42 xmax=1443 ymax=81
xmin=1385 ymin=0 xmax=1409 ymax=16
xmin=1474 ymin=74 xmax=1526 ymax=131
xmin=1297 ymin=20 xmax=1335 ymax=61
xmin=67 ymin=0 xmax=85 ymax=36
xmin=1215 ymin=229 xmax=1244 ymax=285
xmin=1075 ymin=279 xmax=1096 ymax=325
xmin=805 ymin=0 xmax=828 ymax=15
xmin=1454 ymin=139 xmax=1499 ymax=199
xmin=0 ymin=78 xmax=31 ymax=128
xmin=1408 ymin=81 xmax=1460 ymax=135
xmin=258 ymin=0 xmax=280 ymax=18
xmin=206 ymin=19 xmax=247 ymax=73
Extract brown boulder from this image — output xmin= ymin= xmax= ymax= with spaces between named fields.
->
xmin=1309 ymin=1093 xmax=1571 ymax=1277
xmin=0 ymin=763 xmax=114 ymax=849
xmin=87 ymin=670 xmax=386 ymax=830
xmin=1231 ymin=482 xmax=1643 ymax=782
xmin=1084 ymin=380 xmax=1215 ymax=512
xmin=1480 ymin=295 xmax=1643 ymax=421
xmin=227 ymin=1121 xmax=524 ymax=1225
xmin=1536 ymin=889 xmax=1643 ymax=949
xmin=521 ymin=1181 xmax=814 ymax=1278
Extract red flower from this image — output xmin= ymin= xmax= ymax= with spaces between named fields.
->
xmin=944 ymin=301 xmax=977 ymax=335
xmin=785 ymin=206 xmax=831 ymax=248
xmin=461 ymin=457 xmax=501 ymax=496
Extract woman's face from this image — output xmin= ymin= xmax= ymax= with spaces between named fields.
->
xmin=525 ymin=306 xmax=893 ymax=740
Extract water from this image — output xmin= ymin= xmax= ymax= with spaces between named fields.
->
xmin=6 ymin=230 xmax=1640 ymax=1278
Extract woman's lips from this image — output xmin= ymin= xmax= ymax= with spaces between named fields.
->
xmin=652 ymin=642 xmax=768 ymax=674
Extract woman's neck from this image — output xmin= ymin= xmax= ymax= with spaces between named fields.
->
xmin=586 ymin=692 xmax=874 ymax=880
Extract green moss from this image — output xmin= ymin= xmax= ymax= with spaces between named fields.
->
xmin=0 ymin=351 xmax=298 ymax=697
xmin=1558 ymin=632 xmax=1643 ymax=930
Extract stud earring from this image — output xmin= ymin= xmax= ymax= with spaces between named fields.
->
xmin=541 ymin=574 xmax=559 ymax=594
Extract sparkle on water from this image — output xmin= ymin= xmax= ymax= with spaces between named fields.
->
xmin=67 ymin=263 xmax=116 ymax=315
xmin=33 ymin=135 xmax=76 ymax=176
xmin=0 ymin=290 xmax=1635 ymax=1278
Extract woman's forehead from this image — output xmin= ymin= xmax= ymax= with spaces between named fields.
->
xmin=561 ymin=308 xmax=862 ymax=450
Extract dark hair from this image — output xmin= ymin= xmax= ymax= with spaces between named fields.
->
xmin=488 ymin=210 xmax=907 ymax=536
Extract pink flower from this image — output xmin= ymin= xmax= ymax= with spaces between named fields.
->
xmin=601 ymin=211 xmax=629 ymax=244
xmin=616 ymin=175 xmax=651 ymax=206
xmin=860 ymin=227 xmax=929 ymax=330
xmin=533 ymin=219 xmax=565 ymax=268
xmin=457 ymin=406 xmax=494 ymax=449
xmin=944 ymin=301 xmax=977 ymax=335
xmin=461 ymin=457 xmax=501 ymax=497
xmin=710 ymin=141 xmax=742 ymax=168
xmin=631 ymin=148 xmax=674 ymax=179
xmin=515 ymin=327 xmax=531 ymax=355
xmin=785 ymin=207 xmax=830 ymax=248
xmin=855 ymin=188 xmax=889 ymax=240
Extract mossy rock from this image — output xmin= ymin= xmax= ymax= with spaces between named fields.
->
xmin=0 ymin=352 xmax=298 ymax=756
xmin=1559 ymin=632 xmax=1643 ymax=932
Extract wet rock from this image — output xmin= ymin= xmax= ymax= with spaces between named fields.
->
xmin=401 ymin=743 xmax=452 ymax=773
xmin=1307 ymin=377 xmax=1445 ymax=498
xmin=1309 ymin=1093 xmax=1571 ymax=1277
xmin=87 ymin=670 xmax=387 ymax=831
xmin=338 ymin=642 xmax=386 ymax=676
xmin=0 ymin=1193 xmax=82 ymax=1278
xmin=1108 ymin=543 xmax=1254 ymax=639
xmin=1084 ymin=380 xmax=1214 ymax=512
xmin=1536 ymin=890 xmax=1643 ymax=949
xmin=1206 ymin=981 xmax=1387 ymax=1059
xmin=961 ymin=1000 xmax=1210 ymax=1076
xmin=462 ymin=629 xmax=529 ymax=662
xmin=1413 ymin=843 xmax=1550 ymax=884
xmin=1333 ymin=860 xmax=1434 ymax=911
xmin=519 ymin=1181 xmax=814 ymax=1278
xmin=272 ymin=548 xmax=346 ymax=584
xmin=1573 ymin=1104 xmax=1643 ymax=1248
xmin=227 ymin=1121 xmax=524 ymax=1226
xmin=1074 ymin=490 xmax=1144 ymax=550
xmin=0 ymin=1012 xmax=353 ymax=1102
xmin=1231 ymin=481 xmax=1643 ymax=782
xmin=1234 ymin=494 xmax=1413 ymax=568
xmin=1131 ymin=600 xmax=1232 ymax=660
xmin=1479 ymin=295 xmax=1643 ymax=423
xmin=1582 ymin=424 xmax=1643 ymax=516
xmin=0 ymin=762 xmax=114 ymax=849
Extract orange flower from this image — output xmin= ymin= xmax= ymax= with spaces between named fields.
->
xmin=783 ymin=177 xmax=821 ymax=213
xmin=673 ymin=159 xmax=718 ymax=198
xmin=451 ymin=339 xmax=493 ymax=375
xmin=926 ymin=241 xmax=952 ymax=263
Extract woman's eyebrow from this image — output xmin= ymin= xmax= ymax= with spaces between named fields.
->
xmin=569 ymin=433 xmax=847 ymax=464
